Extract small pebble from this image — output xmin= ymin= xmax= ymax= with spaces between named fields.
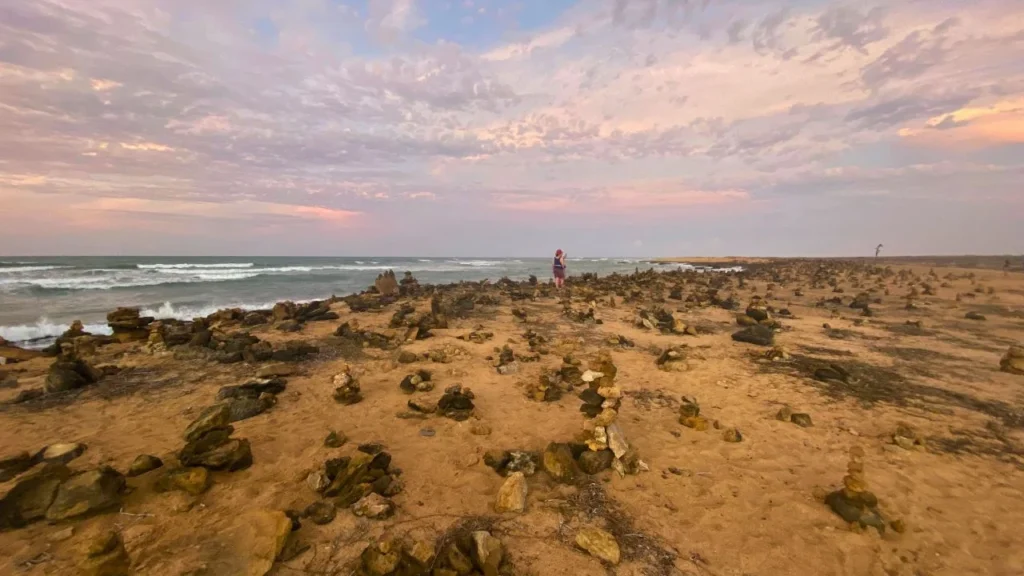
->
xmin=419 ymin=428 xmax=436 ymax=437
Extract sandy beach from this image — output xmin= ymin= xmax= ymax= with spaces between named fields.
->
xmin=1 ymin=258 xmax=1022 ymax=576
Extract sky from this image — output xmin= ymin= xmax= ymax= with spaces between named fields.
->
xmin=0 ymin=0 xmax=1022 ymax=257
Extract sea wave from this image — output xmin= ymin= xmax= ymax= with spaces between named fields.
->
xmin=136 ymin=263 xmax=255 ymax=269
xmin=449 ymin=260 xmax=503 ymax=267
xmin=0 ymin=265 xmax=69 ymax=273
xmin=0 ymin=318 xmax=112 ymax=345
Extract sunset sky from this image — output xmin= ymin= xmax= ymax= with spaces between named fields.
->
xmin=1 ymin=0 xmax=1022 ymax=257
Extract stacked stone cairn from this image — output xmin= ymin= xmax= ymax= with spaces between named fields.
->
xmin=577 ymin=352 xmax=647 ymax=476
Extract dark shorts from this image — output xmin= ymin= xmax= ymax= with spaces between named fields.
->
xmin=553 ymin=267 xmax=565 ymax=279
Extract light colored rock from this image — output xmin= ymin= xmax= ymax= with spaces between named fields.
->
xmin=581 ymin=370 xmax=604 ymax=383
xmin=352 ymin=493 xmax=395 ymax=519
xmin=239 ymin=510 xmax=292 ymax=576
xmin=575 ymin=527 xmax=620 ymax=565
xmin=494 ymin=472 xmax=527 ymax=513
xmin=605 ymin=423 xmax=629 ymax=459
xmin=596 ymin=386 xmax=621 ymax=399
xmin=470 ymin=531 xmax=504 ymax=576
xmin=256 ymin=363 xmax=295 ymax=378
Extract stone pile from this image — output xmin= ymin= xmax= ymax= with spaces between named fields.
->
xmin=172 ymin=404 xmax=254 ymax=477
xmin=655 ymin=346 xmax=692 ymax=372
xmin=43 ymin=352 xmax=103 ymax=394
xmin=399 ymin=370 xmax=433 ymax=394
xmin=215 ymin=376 xmax=286 ymax=422
xmin=437 ymin=384 xmax=475 ymax=421
xmin=575 ymin=353 xmax=645 ymax=476
xmin=304 ymin=448 xmax=403 ymax=523
xmin=358 ymin=530 xmax=506 ymax=576
xmin=494 ymin=345 xmax=519 ymax=375
xmin=398 ymin=271 xmax=421 ymax=296
xmin=374 ymin=270 xmax=400 ymax=297
xmin=332 ymin=366 xmax=363 ymax=405
xmin=106 ymin=307 xmax=153 ymax=343
xmin=823 ymin=447 xmax=899 ymax=533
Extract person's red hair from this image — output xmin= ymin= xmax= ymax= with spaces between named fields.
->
xmin=555 ymin=249 xmax=563 ymax=256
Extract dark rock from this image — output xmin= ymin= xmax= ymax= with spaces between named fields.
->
xmin=45 ymin=466 xmax=125 ymax=521
xmin=0 ymin=463 xmax=71 ymax=529
xmin=44 ymin=358 xmax=101 ymax=393
xmin=437 ymin=385 xmax=475 ymax=421
xmin=183 ymin=438 xmax=253 ymax=471
xmin=324 ymin=431 xmax=347 ymax=448
xmin=302 ymin=501 xmax=336 ymax=525
xmin=10 ymin=388 xmax=44 ymax=404
xmin=0 ymin=452 xmax=35 ymax=483
xmin=225 ymin=395 xmax=275 ymax=423
xmin=214 ymin=351 xmax=244 ymax=364
xmin=399 ymin=370 xmax=432 ymax=394
xmin=813 ymin=364 xmax=850 ymax=383
xmin=965 ymin=311 xmax=986 ymax=321
xmin=276 ymin=320 xmax=303 ymax=332
xmin=216 ymin=377 xmax=286 ymax=401
xmin=183 ymin=404 xmax=232 ymax=442
xmin=397 ymin=351 xmax=419 ymax=364
xmin=127 ymin=455 xmax=163 ymax=477
xmin=825 ymin=489 xmax=885 ymax=532
xmin=791 ymin=413 xmax=813 ymax=427
xmin=731 ymin=325 xmax=775 ymax=346
xmin=577 ymin=450 xmax=614 ymax=475
xmin=579 ymin=388 xmax=604 ymax=406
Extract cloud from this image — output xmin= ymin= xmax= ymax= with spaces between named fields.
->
xmin=0 ymin=0 xmax=1021 ymax=256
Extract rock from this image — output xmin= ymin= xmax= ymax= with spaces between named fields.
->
xmin=0 ymin=373 xmax=17 ymax=389
xmin=494 ymin=472 xmax=527 ymax=513
xmin=825 ymin=490 xmax=885 ymax=532
xmin=80 ymin=530 xmax=131 ymax=576
xmin=324 ymin=431 xmax=347 ymax=448
xmin=0 ymin=342 xmax=44 ymax=363
xmin=575 ymin=526 xmax=620 ymax=565
xmin=240 ymin=510 xmax=293 ymax=576
xmin=0 ymin=462 xmax=71 ymax=529
xmin=408 ymin=397 xmax=438 ymax=414
xmin=45 ymin=466 xmax=125 ymax=521
xmin=605 ymin=423 xmax=629 ymax=459
xmin=127 ymin=455 xmax=163 ymax=477
xmin=155 ymin=466 xmax=211 ymax=496
xmin=681 ymin=416 xmax=709 ymax=431
xmin=217 ymin=378 xmax=287 ymax=401
xmin=722 ymin=428 xmax=743 ymax=443
xmin=225 ymin=396 xmax=275 ymax=423
xmin=542 ymin=443 xmax=579 ymax=484
xmin=731 ymin=325 xmax=775 ymax=346
xmin=0 ymin=451 xmax=35 ymax=482
xmin=44 ymin=359 xmax=98 ymax=393
xmin=302 ymin=501 xmax=336 ymax=525
xmin=352 ymin=493 xmax=395 ymax=519
xmin=183 ymin=404 xmax=232 ymax=443
xmin=775 ymin=405 xmax=793 ymax=421
xmin=470 ymin=421 xmax=492 ymax=436
xmin=577 ymin=449 xmax=615 ymax=475
xmin=399 ymin=370 xmax=432 ymax=394
xmin=470 ymin=531 xmax=504 ymax=576
xmin=397 ymin=351 xmax=419 ymax=364
xmin=332 ymin=371 xmax=363 ymax=405
xmin=814 ymin=364 xmax=850 ymax=383
xmin=182 ymin=438 xmax=253 ymax=471
xmin=1000 ymin=345 xmax=1024 ymax=375
xmin=374 ymin=270 xmax=400 ymax=296
xmin=360 ymin=538 xmax=401 ymax=576
xmin=437 ymin=385 xmax=475 ymax=421
xmin=31 ymin=442 xmax=85 ymax=465
xmin=496 ymin=361 xmax=520 ymax=375
xmin=965 ymin=311 xmax=986 ymax=321
xmin=791 ymin=413 xmax=813 ymax=427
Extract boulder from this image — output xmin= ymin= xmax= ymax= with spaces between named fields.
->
xmin=0 ymin=463 xmax=71 ymax=529
xmin=127 ymin=455 xmax=163 ymax=477
xmin=183 ymin=404 xmax=232 ymax=442
xmin=494 ymin=472 xmax=527 ymax=513
xmin=45 ymin=466 xmax=126 ymax=521
xmin=575 ymin=526 xmax=620 ymax=565
xmin=79 ymin=530 xmax=131 ymax=576
xmin=542 ymin=443 xmax=579 ymax=484
xmin=239 ymin=510 xmax=293 ymax=576
xmin=731 ymin=325 xmax=775 ymax=346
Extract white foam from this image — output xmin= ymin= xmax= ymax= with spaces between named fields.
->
xmin=136 ymin=263 xmax=255 ymax=269
xmin=449 ymin=260 xmax=503 ymax=267
xmin=0 ymin=318 xmax=112 ymax=344
xmin=0 ymin=266 xmax=68 ymax=273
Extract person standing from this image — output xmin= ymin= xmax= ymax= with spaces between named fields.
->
xmin=553 ymin=249 xmax=567 ymax=289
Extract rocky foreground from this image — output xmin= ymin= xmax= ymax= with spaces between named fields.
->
xmin=1 ymin=259 xmax=1023 ymax=576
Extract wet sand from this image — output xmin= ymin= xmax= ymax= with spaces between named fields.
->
xmin=1 ymin=258 xmax=1022 ymax=576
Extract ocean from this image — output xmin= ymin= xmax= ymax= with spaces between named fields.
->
xmin=0 ymin=256 xmax=688 ymax=347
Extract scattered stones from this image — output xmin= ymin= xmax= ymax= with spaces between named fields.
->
xmin=731 ymin=325 xmax=775 ymax=346
xmin=127 ymin=455 xmax=163 ymax=477
xmin=437 ymin=384 xmax=475 ymax=421
xmin=458 ymin=330 xmax=494 ymax=344
xmin=575 ymin=526 xmax=621 ymax=565
xmin=352 ymin=493 xmax=395 ymax=519
xmin=494 ymin=471 xmax=528 ymax=513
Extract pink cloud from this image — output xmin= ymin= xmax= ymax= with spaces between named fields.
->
xmin=492 ymin=185 xmax=750 ymax=213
